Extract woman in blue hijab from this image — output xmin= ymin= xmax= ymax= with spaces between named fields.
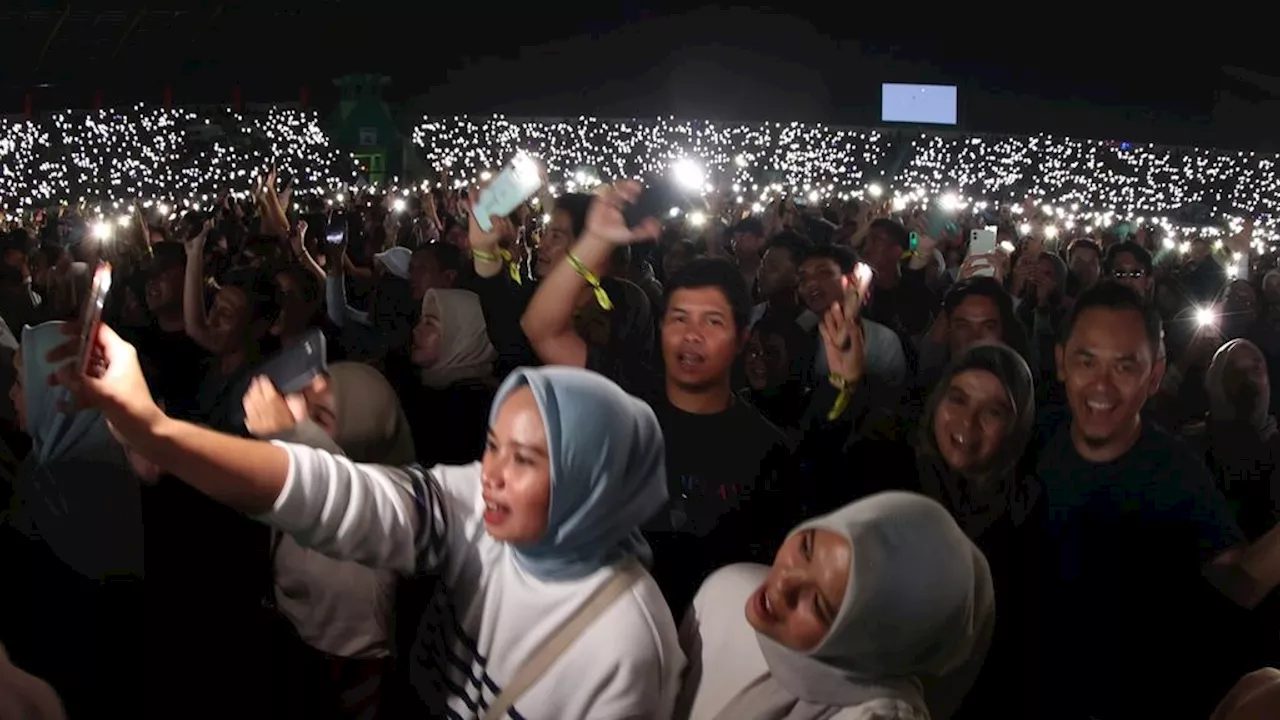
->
xmin=53 ymin=321 xmax=685 ymax=719
xmin=3 ymin=321 xmax=143 ymax=717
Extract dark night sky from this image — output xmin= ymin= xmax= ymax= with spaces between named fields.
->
xmin=3 ymin=5 xmax=1276 ymax=148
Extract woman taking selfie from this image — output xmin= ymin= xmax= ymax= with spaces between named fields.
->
xmin=49 ymin=322 xmax=684 ymax=719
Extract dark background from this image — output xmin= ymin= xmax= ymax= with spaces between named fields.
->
xmin=3 ymin=4 xmax=1278 ymax=150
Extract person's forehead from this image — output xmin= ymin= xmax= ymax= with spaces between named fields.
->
xmin=763 ymin=246 xmax=795 ymax=264
xmin=954 ymin=294 xmax=999 ymax=318
xmin=668 ymin=285 xmax=731 ymax=311
xmin=1112 ymin=252 xmax=1141 ymax=267
xmin=216 ymin=286 xmax=248 ymax=308
xmin=1068 ymin=307 xmax=1150 ymax=351
xmin=799 ymin=256 xmax=838 ymax=272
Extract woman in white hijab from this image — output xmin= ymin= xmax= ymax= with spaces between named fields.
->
xmin=676 ymin=491 xmax=994 ymax=720
xmin=406 ymin=288 xmax=500 ymax=464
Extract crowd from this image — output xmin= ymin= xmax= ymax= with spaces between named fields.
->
xmin=0 ymin=107 xmax=1279 ymax=720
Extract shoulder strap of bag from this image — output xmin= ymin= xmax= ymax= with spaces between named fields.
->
xmin=481 ymin=559 xmax=645 ymax=720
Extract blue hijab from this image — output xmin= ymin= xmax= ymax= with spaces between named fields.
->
xmin=21 ymin=321 xmax=109 ymax=463
xmin=490 ymin=367 xmax=667 ymax=581
xmin=17 ymin=321 xmax=143 ymax=580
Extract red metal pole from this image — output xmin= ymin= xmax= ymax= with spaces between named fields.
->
xmin=231 ymin=85 xmax=242 ymax=111
xmin=92 ymin=90 xmax=103 ymax=110
xmin=22 ymin=93 xmax=33 ymax=120
xmin=299 ymin=86 xmax=309 ymax=110
xmin=163 ymin=84 xmax=173 ymax=109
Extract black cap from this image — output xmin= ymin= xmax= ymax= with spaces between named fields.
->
xmin=147 ymin=241 xmax=187 ymax=274
xmin=733 ymin=217 xmax=765 ymax=237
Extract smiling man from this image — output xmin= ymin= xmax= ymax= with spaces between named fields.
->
xmin=1036 ymin=282 xmax=1280 ymax=717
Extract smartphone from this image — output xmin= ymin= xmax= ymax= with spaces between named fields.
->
xmin=325 ymin=214 xmax=346 ymax=244
xmin=77 ymin=262 xmax=113 ymax=374
xmin=258 ymin=328 xmax=328 ymax=394
xmin=923 ymin=198 xmax=957 ymax=239
xmin=845 ymin=262 xmax=874 ymax=318
xmin=968 ymin=228 xmax=998 ymax=256
xmin=472 ymin=153 xmax=544 ymax=231
xmin=967 ymin=228 xmax=998 ymax=278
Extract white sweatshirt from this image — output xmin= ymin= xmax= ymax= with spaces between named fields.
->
xmin=676 ymin=565 xmax=928 ymax=720
xmin=270 ymin=422 xmax=394 ymax=660
xmin=267 ymin=442 xmax=684 ymax=719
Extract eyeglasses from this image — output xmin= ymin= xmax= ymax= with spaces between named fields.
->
xmin=1111 ymin=269 xmax=1147 ymax=280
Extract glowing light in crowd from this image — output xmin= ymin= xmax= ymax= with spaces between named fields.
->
xmin=671 ymin=158 xmax=705 ymax=191
xmin=1196 ymin=307 xmax=1217 ymax=327
xmin=3 ymin=108 xmax=1279 ymax=255
xmin=0 ymin=105 xmax=354 ymax=212
xmin=410 ymin=115 xmax=1280 ymax=247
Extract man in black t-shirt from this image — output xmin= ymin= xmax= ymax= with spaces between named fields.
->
xmin=1036 ymin=282 xmax=1276 ymax=717
xmin=641 ymin=258 xmax=792 ymax=613
xmin=518 ymin=186 xmax=793 ymax=614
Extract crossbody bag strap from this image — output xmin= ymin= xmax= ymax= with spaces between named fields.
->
xmin=481 ymin=559 xmax=645 ymax=720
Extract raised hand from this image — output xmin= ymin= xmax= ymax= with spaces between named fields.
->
xmin=583 ymin=180 xmax=660 ymax=245
xmin=45 ymin=322 xmax=159 ymax=430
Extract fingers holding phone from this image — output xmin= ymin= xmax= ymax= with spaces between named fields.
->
xmin=819 ymin=299 xmax=866 ymax=386
xmin=819 ymin=263 xmax=872 ymax=385
xmin=841 ymin=262 xmax=874 ymax=324
xmin=243 ymin=375 xmax=305 ymax=438
xmin=47 ymin=321 xmax=158 ymax=429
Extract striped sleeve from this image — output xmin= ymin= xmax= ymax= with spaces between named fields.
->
xmin=264 ymin=442 xmax=448 ymax=576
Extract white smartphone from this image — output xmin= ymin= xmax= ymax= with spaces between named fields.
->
xmin=472 ymin=153 xmax=543 ymax=231
xmin=967 ymin=228 xmax=998 ymax=278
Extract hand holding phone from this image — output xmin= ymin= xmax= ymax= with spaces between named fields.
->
xmin=965 ymin=228 xmax=999 ymax=278
xmin=257 ymin=328 xmax=328 ymax=395
xmin=820 ymin=262 xmax=873 ymax=386
xmin=471 ymin=153 xmax=543 ymax=231
xmin=842 ymin=262 xmax=874 ymax=323
xmin=325 ymin=214 xmax=346 ymax=245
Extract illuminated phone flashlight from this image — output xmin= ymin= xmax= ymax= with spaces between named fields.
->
xmin=672 ymin=158 xmax=705 ymax=191
xmin=689 ymin=211 xmax=706 ymax=227
xmin=853 ymin=262 xmax=873 ymax=290
xmin=1018 ymin=222 xmax=1032 ymax=237
xmin=393 ymin=198 xmax=406 ymax=213
xmin=1000 ymin=240 xmax=1016 ymax=253
xmin=1195 ymin=307 xmax=1217 ymax=327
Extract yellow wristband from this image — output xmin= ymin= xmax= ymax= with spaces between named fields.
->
xmin=826 ymin=373 xmax=855 ymax=421
xmin=472 ymin=248 xmax=523 ymax=285
xmin=566 ymin=251 xmax=613 ymax=311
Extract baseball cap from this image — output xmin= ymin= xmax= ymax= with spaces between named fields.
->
xmin=374 ymin=246 xmax=412 ymax=280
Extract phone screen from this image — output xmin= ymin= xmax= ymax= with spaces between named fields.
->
xmin=325 ymin=217 xmax=346 ymax=244
xmin=924 ymin=200 xmax=957 ymax=239
xmin=77 ymin=262 xmax=113 ymax=374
